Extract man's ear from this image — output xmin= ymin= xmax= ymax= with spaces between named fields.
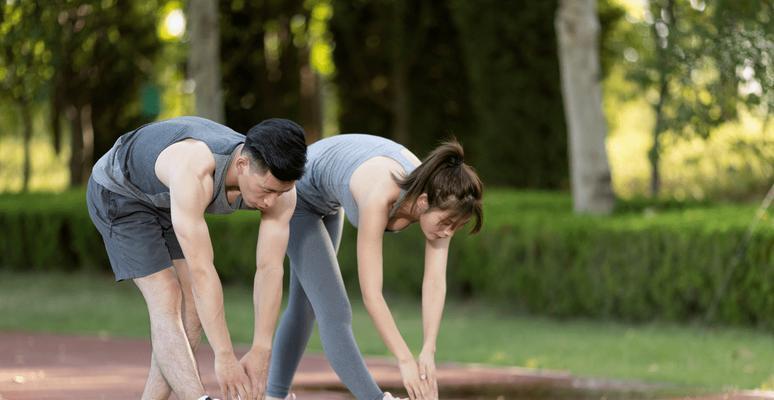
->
xmin=236 ymin=156 xmax=249 ymax=175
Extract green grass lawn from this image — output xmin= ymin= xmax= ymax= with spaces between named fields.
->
xmin=1 ymin=270 xmax=772 ymax=391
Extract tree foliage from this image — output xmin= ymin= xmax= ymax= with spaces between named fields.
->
xmin=49 ymin=0 xmax=163 ymax=185
xmin=0 ymin=1 xmax=53 ymax=191
xmin=0 ymin=2 xmax=51 ymax=108
xmin=451 ymin=0 xmax=569 ymax=188
xmin=329 ymin=0 xmax=570 ymax=188
xmin=2 ymin=0 xmax=163 ymax=188
xmin=611 ymin=0 xmax=772 ymax=196
xmin=219 ymin=0 xmax=307 ymax=134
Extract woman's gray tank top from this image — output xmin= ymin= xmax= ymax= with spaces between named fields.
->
xmin=91 ymin=116 xmax=249 ymax=214
xmin=297 ymin=134 xmax=417 ymax=227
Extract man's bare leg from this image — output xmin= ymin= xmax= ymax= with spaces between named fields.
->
xmin=141 ymin=352 xmax=171 ymax=400
xmin=135 ymin=267 xmax=206 ymax=400
xmin=141 ymin=260 xmax=204 ymax=399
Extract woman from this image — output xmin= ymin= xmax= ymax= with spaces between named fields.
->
xmin=266 ymin=134 xmax=483 ymax=400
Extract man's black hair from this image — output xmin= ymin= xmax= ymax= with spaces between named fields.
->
xmin=243 ymin=118 xmax=307 ymax=181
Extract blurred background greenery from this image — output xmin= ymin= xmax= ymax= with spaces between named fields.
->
xmin=0 ymin=0 xmax=770 ymax=198
xmin=0 ymin=0 xmax=772 ymax=393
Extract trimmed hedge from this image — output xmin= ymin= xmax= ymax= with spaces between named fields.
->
xmin=1 ymin=189 xmax=771 ymax=328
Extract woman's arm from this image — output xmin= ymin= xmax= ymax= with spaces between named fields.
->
xmin=357 ymin=199 xmax=430 ymax=400
xmin=356 ymin=200 xmax=413 ymax=361
xmin=421 ymin=237 xmax=449 ymax=351
xmin=418 ymin=237 xmax=450 ymax=399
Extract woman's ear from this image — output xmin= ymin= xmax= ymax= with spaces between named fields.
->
xmin=417 ymin=193 xmax=429 ymax=213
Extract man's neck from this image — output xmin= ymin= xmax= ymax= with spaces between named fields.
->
xmin=223 ymin=144 xmax=244 ymax=189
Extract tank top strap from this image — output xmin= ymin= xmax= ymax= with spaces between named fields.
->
xmin=388 ymin=148 xmax=417 ymax=174
xmin=205 ymin=145 xmax=249 ymax=214
xmin=385 ymin=148 xmax=416 ymax=220
xmin=387 ymin=189 xmax=408 ymax=220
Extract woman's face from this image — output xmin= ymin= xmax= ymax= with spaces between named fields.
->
xmin=418 ymin=208 xmax=461 ymax=240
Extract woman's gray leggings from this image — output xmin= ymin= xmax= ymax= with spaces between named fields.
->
xmin=266 ymin=204 xmax=384 ymax=400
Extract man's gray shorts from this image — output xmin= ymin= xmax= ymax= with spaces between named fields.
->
xmin=86 ymin=177 xmax=184 ymax=281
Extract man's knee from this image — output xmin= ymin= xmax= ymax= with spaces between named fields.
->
xmin=135 ymin=268 xmax=184 ymax=318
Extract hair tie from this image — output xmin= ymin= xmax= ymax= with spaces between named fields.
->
xmin=449 ymin=155 xmax=463 ymax=167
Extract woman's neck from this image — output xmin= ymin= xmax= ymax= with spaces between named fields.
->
xmin=392 ymin=198 xmax=420 ymax=222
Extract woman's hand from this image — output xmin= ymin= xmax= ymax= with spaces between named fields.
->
xmin=398 ymin=358 xmax=430 ymax=400
xmin=417 ymin=350 xmax=438 ymax=400
xmin=215 ymin=352 xmax=252 ymax=400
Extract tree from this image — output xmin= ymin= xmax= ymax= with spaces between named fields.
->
xmin=334 ymin=0 xmax=565 ymax=185
xmin=189 ymin=0 xmax=224 ymax=122
xmin=555 ymin=0 xmax=615 ymax=214
xmin=451 ymin=0 xmax=568 ymax=187
xmin=331 ymin=0 xmax=474 ymax=152
xmin=623 ymin=0 xmax=772 ymax=197
xmin=219 ymin=0 xmax=316 ymax=136
xmin=0 ymin=1 xmax=52 ymax=192
xmin=330 ymin=1 xmax=630 ymax=188
xmin=47 ymin=0 xmax=162 ymax=186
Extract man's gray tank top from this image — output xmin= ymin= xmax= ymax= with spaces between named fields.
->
xmin=297 ymin=134 xmax=417 ymax=227
xmin=91 ymin=116 xmax=250 ymax=214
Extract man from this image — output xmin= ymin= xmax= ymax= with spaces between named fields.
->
xmin=86 ymin=116 xmax=307 ymax=400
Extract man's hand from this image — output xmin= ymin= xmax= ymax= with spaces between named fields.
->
xmin=215 ymin=353 xmax=252 ymax=400
xmin=239 ymin=347 xmax=272 ymax=400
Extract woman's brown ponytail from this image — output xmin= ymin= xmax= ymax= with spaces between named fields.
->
xmin=394 ymin=139 xmax=483 ymax=233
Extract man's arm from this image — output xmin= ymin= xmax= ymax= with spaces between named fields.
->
xmin=239 ymin=186 xmax=296 ymax=398
xmin=162 ymin=142 xmax=251 ymax=400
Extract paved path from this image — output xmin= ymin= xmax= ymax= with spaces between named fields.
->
xmin=0 ymin=332 xmax=771 ymax=400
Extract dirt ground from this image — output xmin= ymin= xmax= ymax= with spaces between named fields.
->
xmin=0 ymin=332 xmax=771 ymax=400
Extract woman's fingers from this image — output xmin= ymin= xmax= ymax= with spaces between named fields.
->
xmin=405 ymin=381 xmax=417 ymax=400
xmin=419 ymin=361 xmax=434 ymax=400
xmin=427 ymin=367 xmax=438 ymax=399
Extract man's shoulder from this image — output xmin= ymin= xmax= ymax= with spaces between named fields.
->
xmin=158 ymin=139 xmax=217 ymax=181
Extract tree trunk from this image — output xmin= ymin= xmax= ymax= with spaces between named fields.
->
xmin=299 ymin=45 xmax=323 ymax=143
xmin=391 ymin=62 xmax=409 ymax=145
xmin=648 ymin=0 xmax=674 ymax=198
xmin=391 ymin=0 xmax=409 ymax=145
xmin=19 ymin=104 xmax=33 ymax=193
xmin=555 ymin=0 xmax=615 ymax=214
xmin=50 ymin=90 xmax=63 ymax=155
xmin=68 ymin=105 xmax=84 ymax=187
xmin=80 ymin=104 xmax=94 ymax=184
xmin=188 ymin=0 xmax=224 ymax=123
xmin=649 ymin=78 xmax=668 ymax=198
